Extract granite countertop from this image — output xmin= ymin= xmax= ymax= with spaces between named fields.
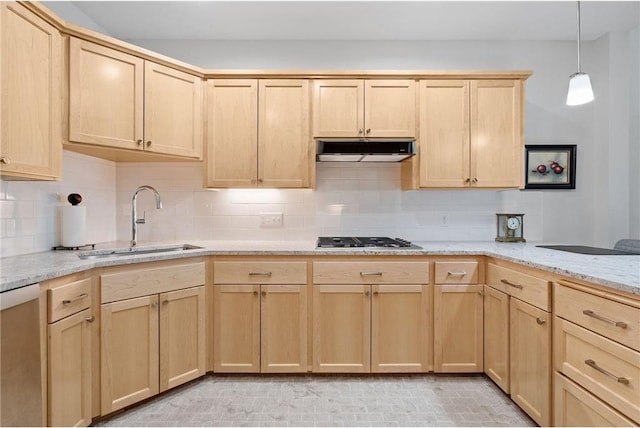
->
xmin=1 ymin=240 xmax=638 ymax=296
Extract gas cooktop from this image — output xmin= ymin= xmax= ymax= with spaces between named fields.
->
xmin=317 ymin=237 xmax=421 ymax=249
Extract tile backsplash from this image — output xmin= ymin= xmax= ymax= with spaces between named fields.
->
xmin=0 ymin=151 xmax=116 ymax=257
xmin=2 ymin=155 xmax=538 ymax=257
xmin=116 ymin=162 xmax=505 ymax=244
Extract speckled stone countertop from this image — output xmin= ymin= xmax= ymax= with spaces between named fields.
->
xmin=1 ymin=240 xmax=638 ymax=296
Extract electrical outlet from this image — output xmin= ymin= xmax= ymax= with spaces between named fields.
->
xmin=260 ymin=212 xmax=283 ymax=228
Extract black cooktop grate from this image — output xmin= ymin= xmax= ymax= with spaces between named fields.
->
xmin=317 ymin=237 xmax=416 ymax=248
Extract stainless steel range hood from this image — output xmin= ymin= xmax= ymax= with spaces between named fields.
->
xmin=316 ymin=138 xmax=416 ymax=162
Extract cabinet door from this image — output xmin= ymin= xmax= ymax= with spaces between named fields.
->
xmin=470 ymin=80 xmax=522 ymax=188
xmin=483 ymin=285 xmax=510 ymax=393
xmin=205 ymin=79 xmax=258 ymax=188
xmin=554 ymin=373 xmax=636 ymax=427
xmin=261 ymin=284 xmax=308 ymax=373
xmin=213 ymin=285 xmax=260 ymax=372
xmin=510 ymin=298 xmax=550 ymax=426
xmin=100 ymin=295 xmax=159 ymax=414
xmin=48 ymin=309 xmax=92 ymax=427
xmin=258 ymin=79 xmax=310 ymax=188
xmin=69 ymin=38 xmax=144 ymax=151
xmin=312 ymin=79 xmax=364 ymax=137
xmin=313 ymin=285 xmax=371 ymax=373
xmin=0 ymin=3 xmax=61 ymax=180
xmin=419 ymin=80 xmax=470 ymax=187
xmin=144 ymin=62 xmax=202 ymax=158
xmin=371 ymin=284 xmax=429 ymax=373
xmin=365 ymin=80 xmax=416 ymax=138
xmin=159 ymin=286 xmax=205 ymax=392
xmin=434 ymin=284 xmax=483 ymax=373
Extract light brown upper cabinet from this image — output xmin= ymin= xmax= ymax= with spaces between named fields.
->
xmin=0 ymin=2 xmax=62 ymax=180
xmin=205 ymin=79 xmax=311 ymax=188
xmin=418 ymin=79 xmax=523 ymax=188
xmin=312 ymin=80 xmax=416 ymax=138
xmin=68 ymin=38 xmax=202 ymax=160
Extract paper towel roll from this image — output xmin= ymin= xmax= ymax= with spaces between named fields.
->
xmin=61 ymin=205 xmax=86 ymax=247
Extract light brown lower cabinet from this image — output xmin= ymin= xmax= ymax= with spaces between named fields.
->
xmin=313 ymin=283 xmax=429 ymax=374
xmin=510 ymin=297 xmax=551 ymax=426
xmin=48 ymin=308 xmax=93 ymax=427
xmin=371 ymin=284 xmax=429 ymax=373
xmin=433 ymin=284 xmax=483 ymax=373
xmin=101 ymin=287 xmax=205 ymax=415
xmin=554 ymin=373 xmax=637 ymax=427
xmin=313 ymin=285 xmax=371 ymax=373
xmin=212 ymin=284 xmax=307 ymax=373
xmin=483 ymin=285 xmax=510 ymax=393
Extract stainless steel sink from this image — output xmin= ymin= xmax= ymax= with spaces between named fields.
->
xmin=78 ymin=244 xmax=202 ymax=260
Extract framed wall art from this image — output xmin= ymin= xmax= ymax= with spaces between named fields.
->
xmin=524 ymin=144 xmax=576 ymax=190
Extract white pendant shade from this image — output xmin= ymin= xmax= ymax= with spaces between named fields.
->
xmin=566 ymin=72 xmax=594 ymax=106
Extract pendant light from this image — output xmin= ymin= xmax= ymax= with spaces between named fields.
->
xmin=566 ymin=0 xmax=594 ymax=106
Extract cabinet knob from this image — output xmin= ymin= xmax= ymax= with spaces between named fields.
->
xmin=146 ymin=140 xmax=152 ymax=147
xmin=364 ymin=290 xmax=370 ymax=297
xmin=536 ymin=317 xmax=546 ymax=325
xmin=0 ymin=156 xmax=10 ymax=165
xmin=151 ymin=302 xmax=158 ymax=308
xmin=85 ymin=316 xmax=95 ymax=323
xmin=261 ymin=291 xmax=267 ymax=297
xmin=373 ymin=291 xmax=379 ymax=296
xmin=136 ymin=139 xmax=143 ymax=146
xmin=162 ymin=300 xmax=169 ymax=305
xmin=365 ymin=128 xmax=371 ymax=134
xmin=258 ymin=178 xmax=263 ymax=183
xmin=472 ymin=178 xmax=478 ymax=183
xmin=358 ymin=129 xmax=364 ymax=135
xmin=253 ymin=290 xmax=259 ymax=296
xmin=465 ymin=178 xmax=470 ymax=183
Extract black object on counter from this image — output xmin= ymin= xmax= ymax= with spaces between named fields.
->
xmin=67 ymin=193 xmax=82 ymax=205
xmin=537 ymin=245 xmax=638 ymax=255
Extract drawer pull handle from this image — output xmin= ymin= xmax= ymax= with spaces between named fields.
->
xmin=585 ymin=359 xmax=630 ymax=385
xmin=360 ymin=272 xmax=383 ymax=276
xmin=85 ymin=316 xmax=95 ymax=323
xmin=500 ymin=279 xmax=523 ymax=290
xmin=249 ymin=272 xmax=272 ymax=276
xmin=62 ymin=293 xmax=88 ymax=304
xmin=364 ymin=290 xmax=370 ymax=297
xmin=536 ymin=317 xmax=546 ymax=325
xmin=447 ymin=271 xmax=467 ymax=276
xmin=582 ymin=310 xmax=628 ymax=329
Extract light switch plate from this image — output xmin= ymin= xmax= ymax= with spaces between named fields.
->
xmin=260 ymin=212 xmax=283 ymax=228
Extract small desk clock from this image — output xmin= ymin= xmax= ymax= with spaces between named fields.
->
xmin=496 ymin=213 xmax=525 ymax=242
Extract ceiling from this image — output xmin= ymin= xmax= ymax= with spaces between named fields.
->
xmin=67 ymin=1 xmax=639 ymax=41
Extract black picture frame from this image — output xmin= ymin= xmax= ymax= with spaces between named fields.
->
xmin=524 ymin=145 xmax=576 ymax=190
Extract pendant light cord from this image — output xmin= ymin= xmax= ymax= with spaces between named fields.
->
xmin=576 ymin=0 xmax=582 ymax=73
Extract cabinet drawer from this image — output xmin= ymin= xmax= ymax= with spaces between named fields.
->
xmin=48 ymin=278 xmax=92 ymax=323
xmin=554 ymin=373 xmax=637 ymax=427
xmin=214 ymin=261 xmax=307 ymax=284
xmin=434 ymin=261 xmax=478 ymax=284
xmin=555 ymin=283 xmax=640 ymax=352
xmin=486 ymin=262 xmax=550 ymax=311
xmin=101 ymin=262 xmax=206 ymax=303
xmin=313 ymin=261 xmax=429 ymax=284
xmin=555 ymin=317 xmax=640 ymax=423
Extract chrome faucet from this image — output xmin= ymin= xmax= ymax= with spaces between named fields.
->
xmin=131 ymin=185 xmax=162 ymax=247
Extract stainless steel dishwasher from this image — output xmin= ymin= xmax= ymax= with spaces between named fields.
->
xmin=0 ymin=283 xmax=43 ymax=426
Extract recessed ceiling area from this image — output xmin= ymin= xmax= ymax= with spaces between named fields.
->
xmin=63 ymin=1 xmax=639 ymax=41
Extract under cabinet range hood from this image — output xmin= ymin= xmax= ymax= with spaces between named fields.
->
xmin=316 ymin=138 xmax=416 ymax=162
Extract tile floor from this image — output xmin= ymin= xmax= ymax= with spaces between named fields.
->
xmin=95 ymin=374 xmax=536 ymax=427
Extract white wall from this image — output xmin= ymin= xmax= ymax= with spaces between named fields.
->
xmin=0 ymin=152 xmax=117 ymax=257
xmin=41 ymin=2 xmax=109 ymax=34
xmin=133 ymin=38 xmax=602 ymax=245
xmin=630 ymin=27 xmax=640 ymax=239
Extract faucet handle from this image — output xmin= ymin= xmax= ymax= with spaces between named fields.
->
xmin=136 ymin=210 xmax=146 ymax=224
